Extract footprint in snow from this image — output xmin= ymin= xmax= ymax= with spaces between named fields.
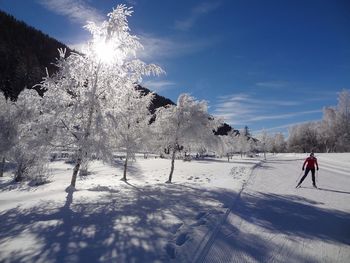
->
xmin=176 ymin=232 xmax=189 ymax=246
xmin=192 ymin=219 xmax=206 ymax=226
xmin=195 ymin=211 xmax=206 ymax=220
xmin=170 ymin=222 xmax=183 ymax=234
xmin=165 ymin=243 xmax=176 ymax=259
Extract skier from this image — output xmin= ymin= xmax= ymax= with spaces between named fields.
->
xmin=296 ymin=152 xmax=319 ymax=188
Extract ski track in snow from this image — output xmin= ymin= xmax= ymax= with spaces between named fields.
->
xmin=198 ymin=155 xmax=350 ymax=263
xmin=192 ymin=162 xmax=262 ymax=263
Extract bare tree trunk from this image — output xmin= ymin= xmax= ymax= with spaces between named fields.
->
xmin=69 ymin=65 xmax=101 ymax=188
xmin=15 ymin=162 xmax=25 ymax=182
xmin=0 ymin=156 xmax=5 ymax=177
xmin=167 ymin=148 xmax=176 ymax=183
xmin=122 ymin=153 xmax=128 ymax=181
xmin=70 ymin=157 xmax=81 ymax=188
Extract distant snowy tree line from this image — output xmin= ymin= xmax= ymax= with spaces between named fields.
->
xmin=287 ymin=90 xmax=350 ymax=153
xmin=255 ymin=90 xmax=350 ymax=154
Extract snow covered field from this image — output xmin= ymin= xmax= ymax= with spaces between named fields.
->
xmin=0 ymin=153 xmax=349 ymax=262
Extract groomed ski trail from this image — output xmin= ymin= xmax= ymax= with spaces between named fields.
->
xmin=193 ymin=162 xmax=263 ymax=263
xmin=196 ymin=155 xmax=350 ymax=263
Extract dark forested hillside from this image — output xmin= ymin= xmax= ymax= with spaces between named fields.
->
xmin=0 ymin=10 xmax=72 ymax=99
xmin=135 ymin=85 xmax=175 ymax=113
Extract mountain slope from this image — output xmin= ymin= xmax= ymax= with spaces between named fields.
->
xmin=0 ymin=10 xmax=72 ymax=99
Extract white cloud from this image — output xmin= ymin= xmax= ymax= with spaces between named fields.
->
xmin=141 ymin=80 xmax=176 ymax=93
xmin=248 ymin=110 xmax=322 ymax=122
xmin=125 ymin=0 xmax=137 ymax=6
xmin=216 ymin=94 xmax=300 ymax=107
xmin=37 ymin=0 xmax=104 ymax=24
xmin=212 ymin=93 xmax=320 ymax=126
xmin=253 ymin=119 xmax=320 ymax=136
xmin=175 ymin=1 xmax=221 ymax=31
xmin=138 ymin=33 xmax=219 ymax=61
xmin=255 ymin=81 xmax=289 ymax=88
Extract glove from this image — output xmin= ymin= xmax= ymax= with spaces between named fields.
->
xmin=302 ymin=168 xmax=304 ymax=171
xmin=317 ymin=168 xmax=319 ymax=171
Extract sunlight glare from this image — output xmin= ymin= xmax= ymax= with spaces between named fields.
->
xmin=94 ymin=40 xmax=118 ymax=64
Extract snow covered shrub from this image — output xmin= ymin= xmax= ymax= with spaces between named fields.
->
xmin=11 ymin=145 xmax=51 ymax=184
xmin=0 ymin=95 xmax=17 ymax=177
xmin=6 ymin=89 xmax=53 ymax=182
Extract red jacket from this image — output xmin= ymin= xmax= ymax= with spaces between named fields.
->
xmin=303 ymin=157 xmax=318 ymax=169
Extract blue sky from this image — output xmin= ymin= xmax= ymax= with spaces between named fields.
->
xmin=1 ymin=0 xmax=350 ymax=135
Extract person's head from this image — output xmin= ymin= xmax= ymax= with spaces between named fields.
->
xmin=310 ymin=152 xmax=314 ymax=157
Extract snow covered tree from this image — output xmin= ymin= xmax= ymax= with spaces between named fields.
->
xmin=335 ymin=90 xmax=350 ymax=151
xmin=0 ymin=94 xmax=17 ymax=177
xmin=5 ymin=89 xmax=52 ymax=183
xmin=237 ymin=132 xmax=251 ymax=158
xmin=272 ymin=133 xmax=286 ymax=153
xmin=107 ymin=88 xmax=154 ymax=181
xmin=257 ymin=130 xmax=271 ymax=160
xmin=318 ymin=107 xmax=337 ymax=152
xmin=153 ymin=94 xmax=220 ymax=183
xmin=288 ymin=122 xmax=318 ymax=153
xmin=40 ymin=5 xmax=163 ymax=188
xmin=218 ymin=130 xmax=240 ymax=161
xmin=287 ymin=89 xmax=350 ymax=153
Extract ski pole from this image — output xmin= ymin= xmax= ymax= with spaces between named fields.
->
xmin=296 ymin=171 xmax=303 ymax=183
xmin=316 ymin=170 xmax=319 ymax=184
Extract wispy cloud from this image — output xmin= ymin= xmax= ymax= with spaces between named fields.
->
xmin=138 ymin=33 xmax=220 ymax=61
xmin=249 ymin=110 xmax=322 ymax=122
xmin=253 ymin=119 xmax=320 ymax=135
xmin=213 ymin=93 xmax=320 ymax=126
xmin=141 ymin=80 xmax=176 ymax=93
xmin=216 ymin=94 xmax=300 ymax=106
xmin=255 ymin=81 xmax=289 ymax=88
xmin=37 ymin=0 xmax=104 ymax=24
xmin=125 ymin=0 xmax=137 ymax=6
xmin=175 ymin=1 xmax=221 ymax=31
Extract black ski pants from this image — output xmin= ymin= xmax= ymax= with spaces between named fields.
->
xmin=298 ymin=168 xmax=316 ymax=185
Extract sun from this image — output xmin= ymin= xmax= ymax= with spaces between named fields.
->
xmin=94 ymin=40 xmax=115 ymax=64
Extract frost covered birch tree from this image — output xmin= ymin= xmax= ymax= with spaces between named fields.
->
xmin=218 ymin=130 xmax=239 ymax=162
xmin=107 ymin=88 xmax=154 ymax=181
xmin=154 ymin=94 xmax=219 ymax=183
xmin=258 ymin=130 xmax=270 ymax=160
xmin=40 ymin=5 xmax=163 ymax=188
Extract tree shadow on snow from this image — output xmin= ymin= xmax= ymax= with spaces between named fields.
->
xmin=0 ymin=183 xmax=235 ymax=263
xmin=213 ymin=192 xmax=350 ymax=262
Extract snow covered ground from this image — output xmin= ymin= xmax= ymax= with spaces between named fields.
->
xmin=0 ymin=153 xmax=349 ymax=262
